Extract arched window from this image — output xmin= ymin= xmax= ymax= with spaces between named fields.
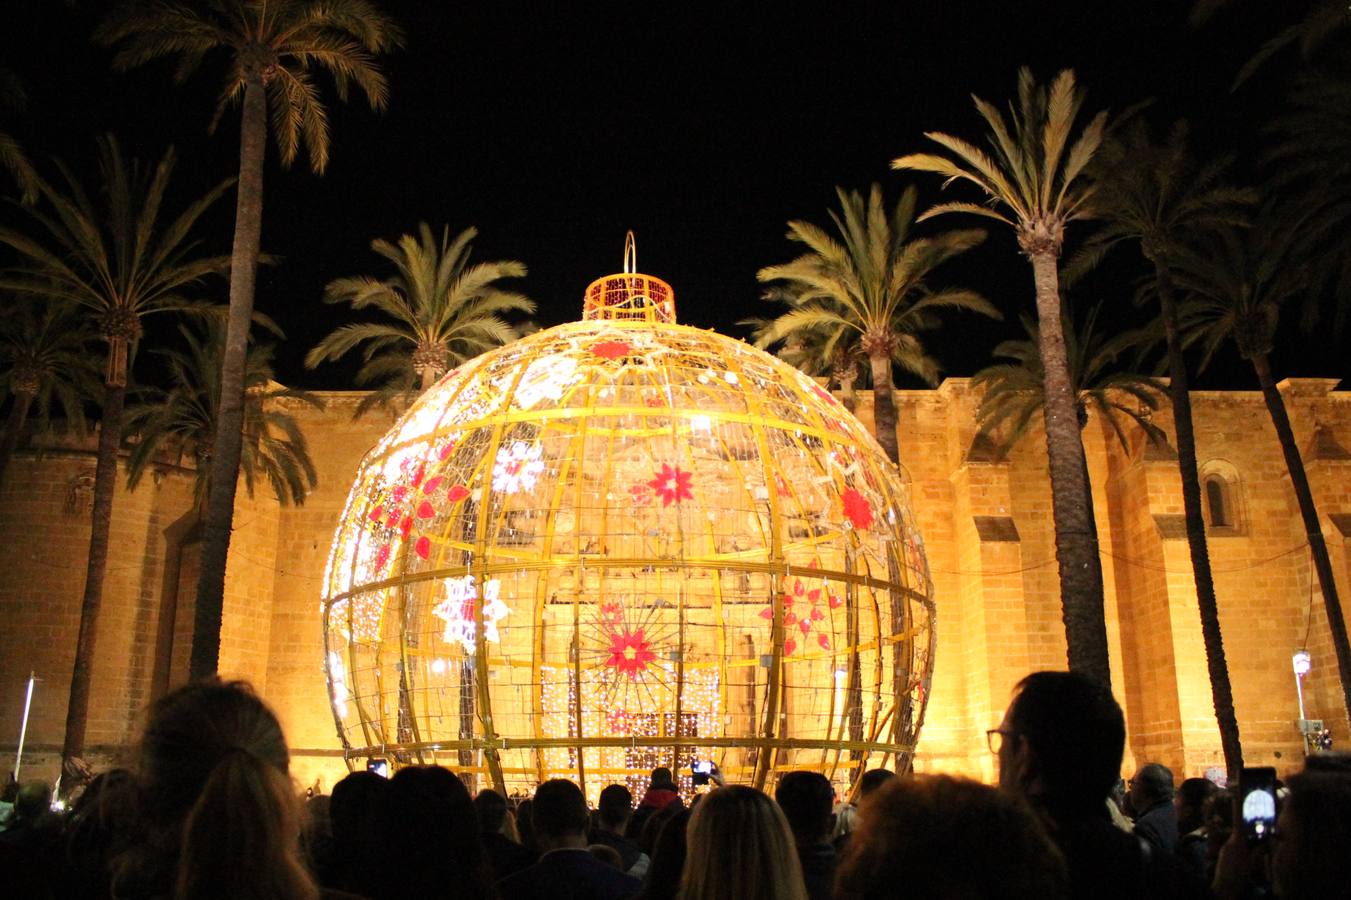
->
xmin=1205 ymin=476 xmax=1229 ymax=528
xmin=1199 ymin=460 xmax=1244 ymax=533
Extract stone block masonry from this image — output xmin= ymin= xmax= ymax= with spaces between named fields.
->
xmin=1 ymin=380 xmax=1347 ymax=786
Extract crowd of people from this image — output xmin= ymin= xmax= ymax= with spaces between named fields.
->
xmin=1 ymin=673 xmax=1348 ymax=899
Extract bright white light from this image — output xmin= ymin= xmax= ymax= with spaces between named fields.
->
xmin=1293 ymin=649 xmax=1312 ymax=676
xmin=492 ymin=441 xmax=544 ymax=494
xmin=691 ymin=414 xmax=712 ymax=432
xmin=433 ymin=575 xmax=508 ymax=654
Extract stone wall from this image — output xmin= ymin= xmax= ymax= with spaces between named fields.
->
xmin=2 ymin=378 xmax=1348 ymax=788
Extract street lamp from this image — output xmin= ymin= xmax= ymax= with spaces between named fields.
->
xmin=1292 ymin=649 xmax=1316 ymax=753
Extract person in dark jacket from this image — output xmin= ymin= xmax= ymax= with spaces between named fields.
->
xmin=1173 ymin=777 xmax=1217 ymax=880
xmin=775 ymin=771 xmax=837 ymax=900
xmin=992 ymin=672 xmax=1203 ymax=900
xmin=477 ymin=788 xmax=537 ymax=881
xmin=590 ymin=784 xmax=649 ymax=877
xmin=497 ymin=779 xmax=641 ymax=900
xmin=630 ymin=768 xmax=681 ymax=841
xmin=1127 ymin=763 xmax=1179 ymax=854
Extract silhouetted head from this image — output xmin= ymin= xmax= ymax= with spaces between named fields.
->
xmin=386 ymin=766 xmax=488 ymax=898
xmin=475 ymin=788 xmax=510 ymax=834
xmin=856 ymin=769 xmax=895 ymax=802
xmin=598 ymin=783 xmax=633 ymax=830
xmin=1273 ymin=771 xmax=1351 ymax=900
xmin=13 ymin=780 xmax=53 ymax=823
xmin=998 ymin=671 xmax=1125 ymax=817
xmin=836 ymin=775 xmax=1068 ymax=900
xmin=532 ymin=779 xmax=590 ymax=846
xmin=775 ymin=771 xmax=835 ymax=846
xmin=1127 ymin=763 xmax=1174 ymax=812
xmin=1175 ymin=776 xmax=1217 ymax=834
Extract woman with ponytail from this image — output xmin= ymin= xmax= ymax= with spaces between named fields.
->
xmin=115 ymin=680 xmax=319 ymax=900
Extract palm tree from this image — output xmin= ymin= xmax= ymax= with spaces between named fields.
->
xmin=753 ymin=183 xmax=996 ymax=464
xmin=0 ymin=297 xmax=101 ymax=489
xmin=96 ymin=0 xmax=404 ymax=679
xmin=0 ymin=136 xmax=231 ymax=778
xmin=974 ymin=304 xmax=1164 ymax=454
xmin=974 ymin=303 xmax=1162 ymax=628
xmin=894 ymin=68 xmax=1114 ymax=685
xmin=1266 ymin=71 xmax=1351 ymax=335
xmin=743 ymin=289 xmax=865 ymax=413
xmin=0 ymin=65 xmax=39 ymax=203
xmin=126 ymin=319 xmax=321 ymax=514
xmin=1069 ymin=119 xmax=1255 ymax=776
xmin=305 ymin=222 xmax=534 ymax=414
xmin=1175 ymin=216 xmax=1351 ymax=728
xmin=1192 ymin=0 xmax=1349 ymax=86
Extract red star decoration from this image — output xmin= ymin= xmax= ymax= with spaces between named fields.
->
xmin=591 ymin=340 xmax=634 ymax=360
xmin=605 ymin=628 xmax=656 ymax=679
xmin=758 ymin=577 xmax=832 ymax=655
xmin=647 ymin=464 xmax=693 ymax=506
xmin=841 ymin=488 xmax=873 ymax=530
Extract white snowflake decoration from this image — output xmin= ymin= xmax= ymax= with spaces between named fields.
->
xmin=432 ymin=575 xmax=508 ymax=654
xmin=513 ymin=355 xmax=579 ymax=410
xmin=492 ymin=441 xmax=544 ymax=494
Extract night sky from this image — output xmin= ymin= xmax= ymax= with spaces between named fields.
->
xmin=4 ymin=1 xmax=1341 ymax=390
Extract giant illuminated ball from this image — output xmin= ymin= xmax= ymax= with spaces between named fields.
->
xmin=321 ymin=254 xmax=934 ymax=800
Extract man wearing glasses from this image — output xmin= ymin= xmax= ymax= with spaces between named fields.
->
xmin=986 ymin=672 xmax=1201 ymax=900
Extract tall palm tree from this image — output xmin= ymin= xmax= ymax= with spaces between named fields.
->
xmin=0 ymin=297 xmax=101 ymax=489
xmin=96 ymin=0 xmax=404 ymax=679
xmin=894 ymin=68 xmax=1114 ymax=685
xmin=0 ymin=65 xmax=39 ymax=203
xmin=126 ymin=319 xmax=321 ymax=514
xmin=1175 ymin=217 xmax=1351 ymax=728
xmin=0 ymin=136 xmax=231 ymax=778
xmin=1069 ymin=119 xmax=1255 ymax=776
xmin=305 ymin=222 xmax=534 ymax=414
xmin=753 ymin=183 xmax=996 ymax=464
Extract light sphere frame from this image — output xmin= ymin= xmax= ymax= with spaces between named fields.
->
xmin=320 ymin=258 xmax=935 ymax=800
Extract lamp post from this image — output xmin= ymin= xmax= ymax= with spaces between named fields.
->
xmin=14 ymin=671 xmax=36 ymax=781
xmin=1292 ymin=650 xmax=1312 ymax=754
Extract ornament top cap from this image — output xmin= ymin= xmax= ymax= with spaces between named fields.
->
xmin=583 ymin=231 xmax=676 ymax=324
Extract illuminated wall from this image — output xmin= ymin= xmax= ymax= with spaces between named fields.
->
xmin=1 ymin=378 xmax=1348 ymax=789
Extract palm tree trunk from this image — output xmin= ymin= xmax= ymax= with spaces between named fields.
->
xmin=1251 ymin=352 xmax=1351 ymax=728
xmin=0 ymin=389 xmax=35 ymax=490
xmin=62 ymin=367 xmax=126 ymax=779
xmin=838 ymin=370 xmax=858 ymax=414
xmin=1029 ymin=250 xmax=1111 ymax=687
xmin=868 ymin=352 xmax=900 ymax=465
xmin=1156 ymin=267 xmax=1243 ymax=777
xmin=191 ymin=72 xmax=267 ymax=679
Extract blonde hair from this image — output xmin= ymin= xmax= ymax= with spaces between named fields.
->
xmin=677 ymin=786 xmax=808 ymax=900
